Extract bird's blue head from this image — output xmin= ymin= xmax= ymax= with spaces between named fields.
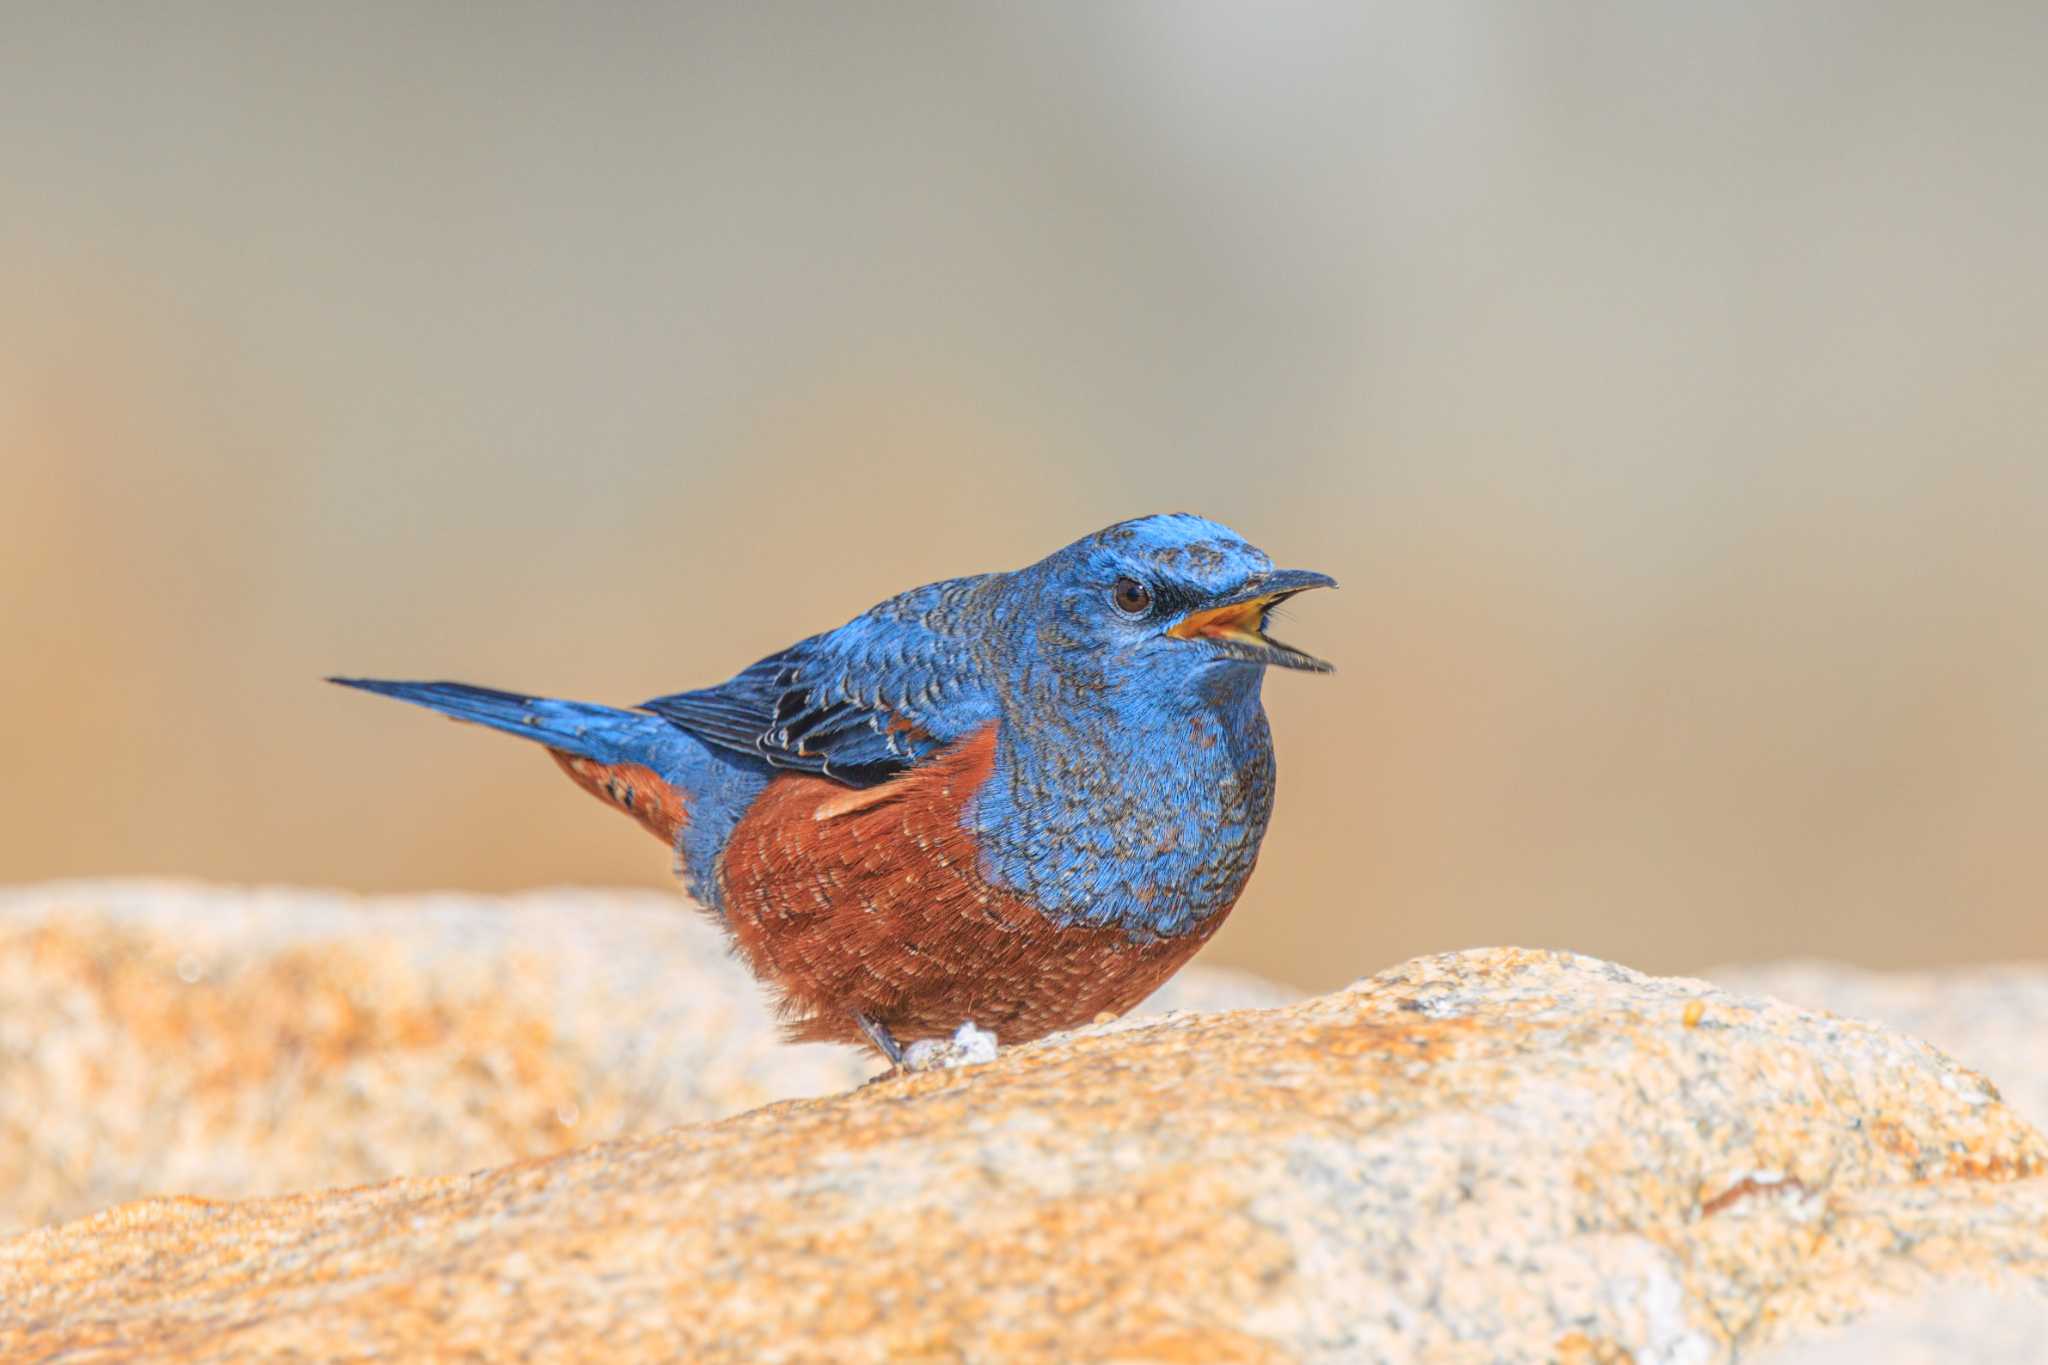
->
xmin=1015 ymin=513 xmax=1335 ymax=711
xmin=969 ymin=514 xmax=1334 ymax=936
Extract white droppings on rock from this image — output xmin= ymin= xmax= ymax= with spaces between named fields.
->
xmin=902 ymin=1020 xmax=999 ymax=1071
xmin=1610 ymin=1254 xmax=1715 ymax=1365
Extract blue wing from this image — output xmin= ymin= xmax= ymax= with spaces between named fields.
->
xmin=641 ymin=575 xmax=998 ymax=787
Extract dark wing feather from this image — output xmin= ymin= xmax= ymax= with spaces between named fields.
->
xmin=640 ymin=576 xmax=996 ymax=787
xmin=643 ymin=658 xmax=793 ymax=753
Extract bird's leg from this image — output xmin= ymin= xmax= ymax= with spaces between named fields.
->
xmin=854 ymin=1012 xmax=906 ymax=1068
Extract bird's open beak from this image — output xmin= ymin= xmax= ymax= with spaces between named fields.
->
xmin=1166 ymin=569 xmax=1336 ymax=672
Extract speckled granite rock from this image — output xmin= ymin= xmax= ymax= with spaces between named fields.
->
xmin=1750 ymin=1285 xmax=2048 ymax=1364
xmin=1712 ymin=960 xmax=2048 ymax=1133
xmin=5 ymin=947 xmax=2045 ymax=1363
xmin=0 ymin=880 xmax=1294 ymax=1232
xmin=1707 ymin=961 xmax=2048 ymax=1365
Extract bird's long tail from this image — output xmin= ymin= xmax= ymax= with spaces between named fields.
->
xmin=327 ymin=677 xmax=662 ymax=757
xmin=328 ymin=677 xmax=693 ymax=843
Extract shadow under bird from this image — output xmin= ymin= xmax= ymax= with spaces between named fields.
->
xmin=333 ymin=514 xmax=1333 ymax=1067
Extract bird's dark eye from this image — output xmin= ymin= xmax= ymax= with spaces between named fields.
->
xmin=1110 ymin=576 xmax=1153 ymax=615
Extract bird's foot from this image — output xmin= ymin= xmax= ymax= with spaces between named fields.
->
xmin=901 ymin=1020 xmax=999 ymax=1072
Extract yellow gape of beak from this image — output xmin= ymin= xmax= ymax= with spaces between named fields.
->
xmin=1167 ymin=596 xmax=1276 ymax=648
xmin=1162 ymin=572 xmax=1335 ymax=673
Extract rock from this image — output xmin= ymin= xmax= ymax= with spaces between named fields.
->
xmin=1711 ymin=960 xmax=2048 ymax=1133
xmin=1749 ymin=1284 xmax=2048 ymax=1364
xmin=4 ymin=946 xmax=2044 ymax=1363
xmin=1706 ymin=961 xmax=2048 ymax=1365
xmin=0 ymin=880 xmax=1295 ymax=1232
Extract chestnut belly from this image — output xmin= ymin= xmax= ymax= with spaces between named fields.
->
xmin=716 ymin=726 xmax=1231 ymax=1045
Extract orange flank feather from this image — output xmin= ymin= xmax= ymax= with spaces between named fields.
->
xmin=719 ymin=725 xmax=1229 ymax=1046
xmin=547 ymin=752 xmax=689 ymax=845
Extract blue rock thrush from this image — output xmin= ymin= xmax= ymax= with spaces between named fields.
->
xmin=333 ymin=513 xmax=1334 ymax=1065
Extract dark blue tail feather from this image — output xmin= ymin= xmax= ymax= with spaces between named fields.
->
xmin=328 ymin=677 xmax=668 ymax=764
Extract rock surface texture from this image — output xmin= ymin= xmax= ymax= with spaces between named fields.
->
xmin=1748 ymin=1285 xmax=2048 ymax=1365
xmin=0 ymin=881 xmax=1292 ymax=1232
xmin=5 ymin=935 xmax=2046 ymax=1363
xmin=1713 ymin=959 xmax=2048 ymax=1134
xmin=1712 ymin=959 xmax=2048 ymax=1365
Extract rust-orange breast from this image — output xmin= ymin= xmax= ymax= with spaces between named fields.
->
xmin=717 ymin=725 xmax=1228 ymax=1045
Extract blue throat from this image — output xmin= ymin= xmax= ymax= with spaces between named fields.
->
xmin=970 ymin=660 xmax=1275 ymax=941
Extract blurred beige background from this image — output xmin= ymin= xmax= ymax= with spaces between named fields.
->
xmin=3 ymin=3 xmax=2044 ymax=992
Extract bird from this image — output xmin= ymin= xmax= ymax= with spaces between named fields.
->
xmin=332 ymin=513 xmax=1333 ymax=1067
